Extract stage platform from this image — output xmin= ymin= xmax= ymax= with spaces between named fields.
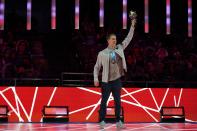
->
xmin=0 ymin=123 xmax=196 ymax=130
xmin=0 ymin=86 xmax=197 ymax=122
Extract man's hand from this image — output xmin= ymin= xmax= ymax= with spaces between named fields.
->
xmin=94 ymin=81 xmax=99 ymax=87
xmin=129 ymin=10 xmax=137 ymax=28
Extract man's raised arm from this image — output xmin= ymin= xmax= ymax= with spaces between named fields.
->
xmin=121 ymin=17 xmax=136 ymax=50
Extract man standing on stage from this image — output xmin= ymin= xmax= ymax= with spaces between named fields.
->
xmin=93 ymin=11 xmax=137 ymax=129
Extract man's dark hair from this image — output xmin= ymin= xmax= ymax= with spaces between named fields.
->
xmin=106 ymin=33 xmax=116 ymax=40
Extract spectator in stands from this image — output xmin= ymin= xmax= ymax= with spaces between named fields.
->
xmin=1 ymin=48 xmax=16 ymax=78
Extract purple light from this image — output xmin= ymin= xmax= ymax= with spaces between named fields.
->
xmin=51 ymin=0 xmax=56 ymax=29
xmin=27 ymin=2 xmax=31 ymax=10
xmin=166 ymin=0 xmax=171 ymax=34
xmin=166 ymin=6 xmax=170 ymax=15
xmin=188 ymin=0 xmax=192 ymax=37
xmin=0 ymin=3 xmax=4 ymax=10
xmin=188 ymin=8 xmax=192 ymax=14
xmin=122 ymin=0 xmax=127 ymax=29
xmin=123 ymin=0 xmax=127 ymax=6
xmin=27 ymin=0 xmax=32 ymax=30
xmin=145 ymin=16 xmax=149 ymax=21
xmin=188 ymin=17 xmax=192 ymax=23
xmin=99 ymin=0 xmax=104 ymax=27
xmin=75 ymin=0 xmax=80 ymax=29
xmin=52 ymin=12 xmax=56 ymax=17
xmin=99 ymin=10 xmax=104 ymax=17
xmin=144 ymin=0 xmax=149 ymax=33
xmin=75 ymin=6 xmax=79 ymax=13
xmin=123 ymin=13 xmax=127 ymax=20
xmin=52 ymin=7 xmax=56 ymax=12
xmin=0 ymin=0 xmax=5 ymax=30
xmin=0 ymin=15 xmax=3 ymax=19
xmin=166 ymin=18 xmax=170 ymax=25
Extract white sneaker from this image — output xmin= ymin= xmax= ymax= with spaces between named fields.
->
xmin=99 ymin=121 xmax=106 ymax=129
xmin=116 ymin=120 xmax=126 ymax=129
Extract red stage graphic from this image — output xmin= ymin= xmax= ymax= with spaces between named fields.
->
xmin=0 ymin=87 xmax=196 ymax=122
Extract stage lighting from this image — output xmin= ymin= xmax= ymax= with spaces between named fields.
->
xmin=160 ymin=106 xmax=185 ymax=122
xmin=0 ymin=105 xmax=8 ymax=123
xmin=188 ymin=0 xmax=192 ymax=37
xmin=0 ymin=0 xmax=5 ymax=30
xmin=166 ymin=0 xmax=171 ymax=34
xmin=27 ymin=0 xmax=32 ymax=30
xmin=42 ymin=106 xmax=69 ymax=123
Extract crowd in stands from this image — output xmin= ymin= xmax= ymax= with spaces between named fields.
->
xmin=0 ymin=31 xmax=48 ymax=79
xmin=1 ymin=20 xmax=196 ymax=82
xmin=72 ymin=20 xmax=197 ymax=82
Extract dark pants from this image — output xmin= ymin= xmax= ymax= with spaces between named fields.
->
xmin=99 ymin=78 xmax=122 ymax=122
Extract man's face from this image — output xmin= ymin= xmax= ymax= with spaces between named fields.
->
xmin=107 ymin=35 xmax=117 ymax=48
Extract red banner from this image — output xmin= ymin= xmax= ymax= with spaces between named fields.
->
xmin=0 ymin=87 xmax=196 ymax=122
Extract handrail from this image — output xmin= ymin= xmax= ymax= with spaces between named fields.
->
xmin=0 ymin=72 xmax=196 ymax=87
xmin=0 ymin=78 xmax=60 ymax=86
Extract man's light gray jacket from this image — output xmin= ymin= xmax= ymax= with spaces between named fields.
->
xmin=93 ymin=26 xmax=134 ymax=83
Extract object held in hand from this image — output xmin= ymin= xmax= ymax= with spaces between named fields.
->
xmin=129 ymin=10 xmax=137 ymax=20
